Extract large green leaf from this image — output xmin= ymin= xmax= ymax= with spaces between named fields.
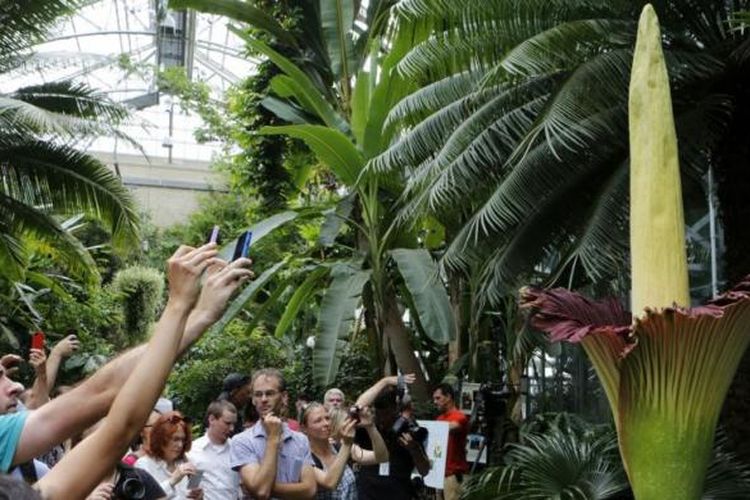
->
xmin=168 ymin=0 xmax=297 ymax=47
xmin=268 ymin=75 xmax=329 ymax=121
xmin=319 ymin=193 xmax=356 ymax=247
xmin=0 ymin=193 xmax=98 ymax=284
xmin=313 ymin=264 xmax=371 ymax=386
xmin=360 ymin=23 xmax=427 ymax=158
xmin=218 ymin=211 xmax=299 ymax=261
xmin=260 ymin=96 xmax=314 ymax=125
xmin=211 ymin=260 xmax=286 ymax=334
xmin=320 ymin=0 xmax=356 ymax=81
xmin=259 ymin=125 xmax=364 ymax=186
xmin=390 ymin=248 xmax=454 ymax=344
xmin=274 ymin=266 xmax=329 ymax=338
xmin=350 ymin=70 xmax=371 ymax=146
xmin=230 ymin=28 xmax=350 ymax=135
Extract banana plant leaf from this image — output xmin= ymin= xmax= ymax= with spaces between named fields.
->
xmin=313 ymin=263 xmax=370 ymax=386
xmin=391 ymin=248 xmax=455 ymax=344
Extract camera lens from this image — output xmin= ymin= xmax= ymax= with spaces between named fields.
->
xmin=120 ymin=478 xmax=145 ymax=499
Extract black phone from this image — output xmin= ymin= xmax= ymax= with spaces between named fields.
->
xmin=232 ymin=231 xmax=253 ymax=261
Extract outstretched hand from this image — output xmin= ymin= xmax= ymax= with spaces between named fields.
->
xmin=29 ymin=348 xmax=47 ymax=374
xmin=384 ymin=373 xmax=416 ymax=386
xmin=191 ymin=257 xmax=254 ymax=325
xmin=166 ymin=243 xmax=221 ymax=308
xmin=340 ymin=418 xmax=357 ymax=446
xmin=357 ymin=406 xmax=375 ymax=428
xmin=51 ymin=335 xmax=80 ymax=359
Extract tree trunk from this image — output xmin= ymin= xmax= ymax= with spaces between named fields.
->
xmin=381 ymin=293 xmax=430 ymax=401
xmin=715 ymin=72 xmax=750 ymax=461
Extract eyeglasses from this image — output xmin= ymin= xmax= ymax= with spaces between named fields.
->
xmin=253 ymin=390 xmax=279 ymax=399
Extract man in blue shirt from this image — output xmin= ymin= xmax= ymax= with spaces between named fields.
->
xmin=230 ymin=368 xmax=316 ymax=499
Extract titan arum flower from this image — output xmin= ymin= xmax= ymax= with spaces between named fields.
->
xmin=520 ymin=5 xmax=750 ymax=499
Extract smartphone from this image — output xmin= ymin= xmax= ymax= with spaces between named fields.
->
xmin=31 ymin=331 xmax=45 ymax=351
xmin=232 ymin=231 xmax=252 ymax=261
xmin=187 ymin=470 xmax=204 ymax=489
xmin=207 ymin=225 xmax=220 ymax=244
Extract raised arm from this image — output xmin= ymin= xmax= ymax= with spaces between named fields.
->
xmin=314 ymin=420 xmax=355 ymax=490
xmin=12 ymin=253 xmax=252 ymax=467
xmin=45 ymin=334 xmax=80 ymax=391
xmin=36 ymin=245 xmax=251 ymax=499
xmin=355 ymin=374 xmax=415 ymax=408
xmin=25 ymin=348 xmax=49 ymax=410
xmin=351 ymin=407 xmax=388 ymax=466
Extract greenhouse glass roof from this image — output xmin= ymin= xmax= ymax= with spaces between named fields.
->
xmin=0 ymin=0 xmax=255 ymax=161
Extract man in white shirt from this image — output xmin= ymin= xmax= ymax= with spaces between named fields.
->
xmin=188 ymin=400 xmax=241 ymax=500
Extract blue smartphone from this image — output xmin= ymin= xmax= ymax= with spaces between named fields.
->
xmin=232 ymin=231 xmax=252 ymax=261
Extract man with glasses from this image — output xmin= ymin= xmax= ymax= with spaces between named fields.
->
xmin=230 ymin=368 xmax=316 ymax=499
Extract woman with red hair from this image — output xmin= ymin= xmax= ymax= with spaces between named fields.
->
xmin=135 ymin=411 xmax=203 ymax=499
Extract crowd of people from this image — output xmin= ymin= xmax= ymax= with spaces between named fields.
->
xmin=0 ymin=242 xmax=471 ymax=500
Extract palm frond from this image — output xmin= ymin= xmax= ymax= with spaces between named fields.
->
xmin=0 ymin=82 xmax=132 ymax=140
xmin=503 ymin=48 xmax=631 ymax=167
xmin=394 ymin=0 xmax=624 ymax=24
xmin=557 ymin=163 xmax=629 ymax=284
xmin=0 ymin=137 xmax=140 ymax=249
xmin=384 ymin=70 xmax=483 ymax=130
xmin=369 ymin=85 xmax=504 ymax=175
xmin=704 ymin=431 xmax=750 ymax=498
xmin=11 ymin=81 xmax=129 ymax=123
xmin=486 ymin=19 xmax=634 ymax=84
xmin=463 ymin=428 xmax=628 ymax=499
xmin=406 ymin=77 xmax=558 ymax=213
xmin=0 ymin=193 xmax=97 ymax=283
xmin=0 ymin=1 xmax=85 ymax=59
xmin=396 ymin=28 xmax=519 ymax=81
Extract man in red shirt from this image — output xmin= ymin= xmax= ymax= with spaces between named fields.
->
xmin=433 ymin=383 xmax=469 ymax=500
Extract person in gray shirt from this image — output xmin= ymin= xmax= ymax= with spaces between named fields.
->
xmin=230 ymin=368 xmax=316 ymax=499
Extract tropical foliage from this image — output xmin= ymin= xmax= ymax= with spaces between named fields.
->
xmin=171 ymin=0 xmax=457 ymax=398
xmin=464 ymin=413 xmax=750 ymax=499
xmin=372 ymin=0 xmax=750 ymax=303
xmin=111 ymin=266 xmax=165 ymax=347
xmin=0 ymin=0 xmax=140 ymax=285
xmin=522 ymin=7 xmax=750 ymax=497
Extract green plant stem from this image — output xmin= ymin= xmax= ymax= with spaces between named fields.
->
xmin=620 ymin=412 xmax=713 ymax=499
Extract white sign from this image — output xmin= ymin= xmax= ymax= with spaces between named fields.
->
xmin=415 ymin=419 xmax=449 ymax=490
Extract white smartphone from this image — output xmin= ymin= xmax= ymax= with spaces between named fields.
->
xmin=187 ymin=470 xmax=204 ymax=489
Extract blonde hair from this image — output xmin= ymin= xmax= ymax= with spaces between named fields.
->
xmin=327 ymin=407 xmax=347 ymax=438
xmin=300 ymin=402 xmax=325 ymax=427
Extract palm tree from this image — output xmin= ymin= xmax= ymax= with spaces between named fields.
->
xmin=171 ymin=0 xmax=458 ymax=398
xmin=372 ymin=0 xmax=750 ymax=447
xmin=463 ymin=417 xmax=750 ymax=499
xmin=0 ymin=1 xmax=140 ymax=282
